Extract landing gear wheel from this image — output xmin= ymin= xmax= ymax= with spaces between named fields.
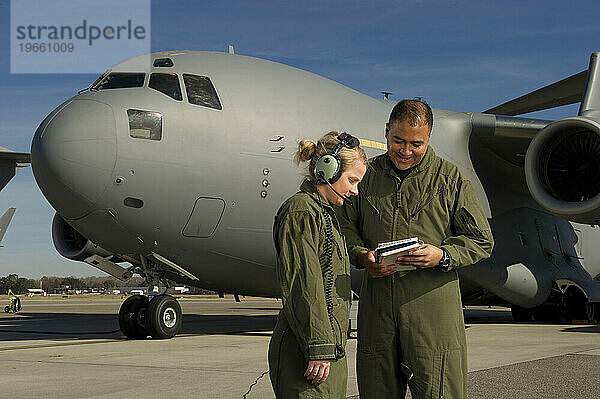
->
xmin=4 ymin=306 xmax=9 ymax=313
xmin=586 ymin=302 xmax=597 ymax=324
xmin=119 ymin=295 xmax=149 ymax=339
xmin=511 ymin=306 xmax=533 ymax=322
xmin=147 ymin=295 xmax=182 ymax=339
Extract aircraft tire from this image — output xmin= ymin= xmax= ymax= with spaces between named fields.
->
xmin=4 ymin=306 xmax=9 ymax=313
xmin=511 ymin=306 xmax=533 ymax=322
xmin=147 ymin=295 xmax=182 ymax=339
xmin=118 ymin=295 xmax=149 ymax=339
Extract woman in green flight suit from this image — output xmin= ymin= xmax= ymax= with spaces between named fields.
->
xmin=269 ymin=131 xmax=368 ymax=398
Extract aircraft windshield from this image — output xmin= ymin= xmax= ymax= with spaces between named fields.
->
xmin=149 ymin=73 xmax=182 ymax=101
xmin=92 ymin=73 xmax=145 ymax=90
xmin=183 ymin=74 xmax=222 ymax=110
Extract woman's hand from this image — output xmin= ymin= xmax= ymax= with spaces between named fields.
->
xmin=304 ymin=360 xmax=331 ymax=384
xmin=358 ymin=250 xmax=397 ymax=278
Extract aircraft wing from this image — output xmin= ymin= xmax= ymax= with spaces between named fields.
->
xmin=0 ymin=207 xmax=16 ymax=245
xmin=0 ymin=147 xmax=31 ymax=192
xmin=473 ymin=64 xmax=591 ymax=166
xmin=483 ymin=70 xmax=588 ymax=116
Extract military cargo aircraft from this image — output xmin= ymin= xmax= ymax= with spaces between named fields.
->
xmin=1 ymin=50 xmax=599 ymax=338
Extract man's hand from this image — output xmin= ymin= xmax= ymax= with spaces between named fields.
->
xmin=357 ymin=250 xmax=397 ymax=278
xmin=395 ymin=244 xmax=443 ymax=269
xmin=304 ymin=360 xmax=330 ymax=385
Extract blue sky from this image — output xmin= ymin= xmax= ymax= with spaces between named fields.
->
xmin=1 ymin=0 xmax=599 ymax=278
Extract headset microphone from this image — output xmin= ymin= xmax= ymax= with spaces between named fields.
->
xmin=317 ymin=171 xmax=352 ymax=205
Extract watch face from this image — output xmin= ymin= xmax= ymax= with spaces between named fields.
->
xmin=440 ymin=251 xmax=450 ymax=267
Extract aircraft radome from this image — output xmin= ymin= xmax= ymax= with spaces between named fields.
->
xmin=1 ymin=50 xmax=599 ymax=339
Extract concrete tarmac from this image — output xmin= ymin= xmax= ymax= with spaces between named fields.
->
xmin=0 ymin=296 xmax=598 ymax=398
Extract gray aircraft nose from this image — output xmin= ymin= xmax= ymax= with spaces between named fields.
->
xmin=31 ymin=99 xmax=117 ymax=220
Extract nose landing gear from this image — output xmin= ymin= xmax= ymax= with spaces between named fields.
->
xmin=118 ymin=294 xmax=182 ymax=339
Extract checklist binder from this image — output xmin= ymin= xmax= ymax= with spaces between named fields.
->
xmin=375 ymin=237 xmax=422 ymax=271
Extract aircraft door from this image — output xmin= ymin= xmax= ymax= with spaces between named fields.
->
xmin=182 ymin=197 xmax=226 ymax=238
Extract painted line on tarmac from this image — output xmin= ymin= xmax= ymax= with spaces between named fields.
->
xmin=0 ymin=338 xmax=122 ymax=351
xmin=0 ymin=357 xmax=269 ymax=375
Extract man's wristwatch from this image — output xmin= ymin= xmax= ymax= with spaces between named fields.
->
xmin=438 ymin=249 xmax=451 ymax=271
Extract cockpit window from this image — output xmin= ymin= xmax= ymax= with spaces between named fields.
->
xmin=153 ymin=58 xmax=174 ymax=67
xmin=92 ymin=73 xmax=145 ymax=90
xmin=149 ymin=73 xmax=182 ymax=101
xmin=127 ymin=109 xmax=162 ymax=141
xmin=183 ymin=74 xmax=222 ymax=110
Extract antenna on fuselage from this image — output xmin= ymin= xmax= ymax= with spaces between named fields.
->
xmin=228 ymin=45 xmax=235 ymax=54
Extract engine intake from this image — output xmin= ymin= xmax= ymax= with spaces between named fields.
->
xmin=525 ymin=116 xmax=600 ymax=224
xmin=52 ymin=213 xmax=112 ymax=261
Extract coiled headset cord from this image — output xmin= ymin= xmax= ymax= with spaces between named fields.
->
xmin=321 ymin=210 xmax=345 ymax=359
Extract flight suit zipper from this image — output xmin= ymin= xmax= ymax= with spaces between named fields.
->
xmin=439 ymin=350 xmax=447 ymax=399
xmin=393 ymin=178 xmax=401 ymax=240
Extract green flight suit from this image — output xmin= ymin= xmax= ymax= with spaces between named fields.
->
xmin=337 ymin=148 xmax=494 ymax=399
xmin=269 ymin=179 xmax=352 ymax=399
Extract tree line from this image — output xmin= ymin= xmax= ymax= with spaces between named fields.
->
xmin=0 ymin=274 xmax=146 ymax=294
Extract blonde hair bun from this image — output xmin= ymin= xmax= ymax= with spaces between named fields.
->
xmin=295 ymin=139 xmax=316 ymax=165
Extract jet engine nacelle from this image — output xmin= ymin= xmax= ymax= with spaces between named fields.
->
xmin=52 ymin=213 xmax=112 ymax=261
xmin=525 ymin=116 xmax=600 ymax=224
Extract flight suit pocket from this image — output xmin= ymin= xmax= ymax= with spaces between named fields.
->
xmin=410 ymin=185 xmax=445 ymax=220
xmin=433 ymin=348 xmax=466 ymax=399
xmin=456 ymin=206 xmax=485 ymax=237
xmin=335 ymin=274 xmax=352 ymax=302
xmin=357 ymin=341 xmax=389 ymax=355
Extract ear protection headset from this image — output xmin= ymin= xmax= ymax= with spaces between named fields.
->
xmin=314 ymin=133 xmax=361 ymax=184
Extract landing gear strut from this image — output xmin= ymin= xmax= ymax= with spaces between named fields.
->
xmin=118 ymin=294 xmax=183 ymax=339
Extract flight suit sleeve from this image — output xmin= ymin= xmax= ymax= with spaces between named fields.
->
xmin=440 ymin=179 xmax=494 ymax=270
xmin=275 ymin=211 xmax=338 ymax=360
xmin=336 ymin=195 xmax=369 ymax=266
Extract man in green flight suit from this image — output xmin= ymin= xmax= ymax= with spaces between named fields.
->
xmin=337 ymin=100 xmax=494 ymax=398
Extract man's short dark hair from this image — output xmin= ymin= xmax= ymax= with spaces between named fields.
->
xmin=388 ymin=99 xmax=433 ymax=133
